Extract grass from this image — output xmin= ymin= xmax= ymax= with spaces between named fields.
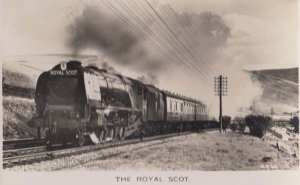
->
xmin=77 ymin=132 xmax=298 ymax=171
xmin=3 ymin=96 xmax=36 ymax=139
xmin=7 ymin=131 xmax=299 ymax=171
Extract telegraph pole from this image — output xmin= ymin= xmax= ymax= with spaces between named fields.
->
xmin=214 ymin=75 xmax=228 ymax=133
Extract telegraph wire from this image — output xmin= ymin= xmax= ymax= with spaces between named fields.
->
xmin=144 ymin=0 xmax=211 ymax=83
xmin=102 ymin=0 xmax=209 ymax=82
xmin=104 ymin=0 xmax=195 ymax=77
xmin=115 ymin=0 xmax=204 ymax=79
xmin=162 ymin=6 xmax=216 ymax=75
xmin=137 ymin=0 xmax=211 ymax=83
xmin=160 ymin=5 xmax=214 ymax=77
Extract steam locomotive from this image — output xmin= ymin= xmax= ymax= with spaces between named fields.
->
xmin=30 ymin=61 xmax=217 ymax=147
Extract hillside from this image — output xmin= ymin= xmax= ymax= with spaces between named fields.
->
xmin=252 ymin=68 xmax=298 ymax=84
xmin=250 ymin=67 xmax=298 ymax=113
xmin=2 ymin=64 xmax=36 ymax=89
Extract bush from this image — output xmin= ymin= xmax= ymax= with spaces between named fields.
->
xmin=291 ymin=116 xmax=299 ymax=133
xmin=245 ymin=115 xmax=272 ymax=138
xmin=231 ymin=117 xmax=246 ymax=132
xmin=222 ymin=116 xmax=231 ymax=129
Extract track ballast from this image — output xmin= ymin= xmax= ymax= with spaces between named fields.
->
xmin=3 ymin=128 xmax=217 ymax=168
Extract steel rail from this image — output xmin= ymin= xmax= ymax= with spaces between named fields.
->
xmin=3 ymin=139 xmax=45 ymax=150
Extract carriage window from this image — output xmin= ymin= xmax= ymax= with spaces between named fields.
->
xmin=170 ymin=101 xmax=172 ymax=111
xmin=175 ymin=102 xmax=177 ymax=111
xmin=181 ymin=103 xmax=183 ymax=112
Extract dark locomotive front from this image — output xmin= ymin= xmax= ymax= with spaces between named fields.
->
xmin=34 ymin=61 xmax=89 ymax=146
xmin=33 ymin=61 xmax=143 ymax=147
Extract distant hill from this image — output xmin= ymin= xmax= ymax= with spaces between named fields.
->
xmin=250 ymin=67 xmax=298 ymax=113
xmin=3 ymin=68 xmax=36 ymax=89
xmin=252 ymin=68 xmax=298 ymax=84
xmin=2 ymin=64 xmax=37 ymax=98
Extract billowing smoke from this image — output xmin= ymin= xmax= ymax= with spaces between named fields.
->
xmin=162 ymin=8 xmax=231 ymax=65
xmin=137 ymin=73 xmax=159 ymax=86
xmin=101 ymin=62 xmax=118 ymax=74
xmin=66 ymin=5 xmax=163 ymax=72
xmin=155 ymin=5 xmax=263 ymax=117
xmin=66 ymin=2 xmax=264 ymax=117
xmin=87 ymin=61 xmax=119 ymax=74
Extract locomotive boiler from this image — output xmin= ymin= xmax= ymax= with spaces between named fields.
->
xmin=30 ymin=61 xmax=215 ymax=147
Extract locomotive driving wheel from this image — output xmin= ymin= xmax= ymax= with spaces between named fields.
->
xmin=45 ymin=129 xmax=53 ymax=150
xmin=98 ymin=128 xmax=106 ymax=143
xmin=74 ymin=128 xmax=85 ymax=147
xmin=108 ymin=127 xmax=115 ymax=141
xmin=46 ymin=140 xmax=52 ymax=150
xmin=118 ymin=125 xmax=125 ymax=140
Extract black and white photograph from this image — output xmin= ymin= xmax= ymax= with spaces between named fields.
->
xmin=1 ymin=0 xmax=299 ymax=183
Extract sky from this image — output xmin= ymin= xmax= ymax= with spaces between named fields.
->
xmin=1 ymin=0 xmax=298 ymax=69
xmin=1 ymin=0 xmax=298 ymax=116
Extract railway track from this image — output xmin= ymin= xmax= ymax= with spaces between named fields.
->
xmin=3 ymin=138 xmax=45 ymax=150
xmin=3 ymin=146 xmax=47 ymax=158
xmin=3 ymin=128 xmax=218 ymax=168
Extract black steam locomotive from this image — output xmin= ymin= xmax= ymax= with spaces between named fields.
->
xmin=30 ymin=61 xmax=217 ymax=147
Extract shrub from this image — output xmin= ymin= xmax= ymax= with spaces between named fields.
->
xmin=291 ymin=116 xmax=299 ymax=133
xmin=222 ymin=116 xmax=231 ymax=129
xmin=230 ymin=118 xmax=246 ymax=133
xmin=245 ymin=115 xmax=272 ymax=138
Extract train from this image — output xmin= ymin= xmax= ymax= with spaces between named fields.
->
xmin=30 ymin=61 xmax=217 ymax=147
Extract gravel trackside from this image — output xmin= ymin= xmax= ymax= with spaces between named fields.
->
xmin=6 ymin=131 xmax=299 ymax=171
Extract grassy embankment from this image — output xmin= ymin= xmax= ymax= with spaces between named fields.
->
xmin=3 ymin=96 xmax=36 ymax=139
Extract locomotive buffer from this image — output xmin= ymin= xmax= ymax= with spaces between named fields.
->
xmin=214 ymin=75 xmax=228 ymax=133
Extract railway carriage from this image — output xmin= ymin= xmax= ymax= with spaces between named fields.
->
xmin=162 ymin=91 xmax=208 ymax=131
xmin=195 ymin=102 xmax=208 ymax=121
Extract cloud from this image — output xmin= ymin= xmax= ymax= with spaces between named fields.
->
xmin=223 ymin=13 xmax=297 ymax=68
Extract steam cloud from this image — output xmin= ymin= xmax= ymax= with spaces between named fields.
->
xmin=164 ymin=8 xmax=231 ymax=65
xmin=87 ymin=61 xmax=119 ymax=74
xmin=155 ymin=5 xmax=263 ymax=117
xmin=66 ymin=3 xmax=264 ymax=117
xmin=137 ymin=73 xmax=159 ymax=86
xmin=66 ymin=5 xmax=163 ymax=72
